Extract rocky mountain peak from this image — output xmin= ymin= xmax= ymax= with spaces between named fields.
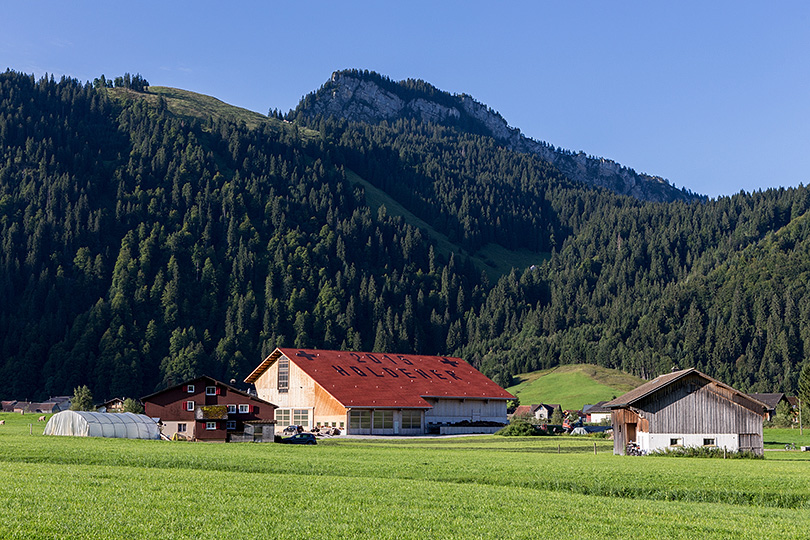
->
xmin=295 ymin=70 xmax=701 ymax=203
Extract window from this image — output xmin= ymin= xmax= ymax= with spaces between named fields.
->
xmin=206 ymin=421 xmax=217 ymax=430
xmin=226 ymin=420 xmax=236 ymax=430
xmin=293 ymin=409 xmax=310 ymax=428
xmin=373 ymin=410 xmax=393 ymax=429
xmin=339 ymin=421 xmax=344 ymax=428
xmin=205 ymin=386 xmax=217 ymax=396
xmin=349 ymin=410 xmax=371 ymax=430
xmin=276 ymin=409 xmax=291 ymax=426
xmin=227 ymin=404 xmax=237 ymax=414
xmin=186 ymin=384 xmax=195 ymax=393
xmin=238 ymin=404 xmax=250 ymax=414
xmin=703 ymin=438 xmax=716 ymax=446
xmin=278 ymin=357 xmax=289 ymax=393
xmin=402 ymin=410 xmax=421 ymax=429
xmin=185 ymin=400 xmax=195 ymax=411
xmin=177 ymin=423 xmax=187 ymax=433
xmin=670 ymin=438 xmax=683 ymax=446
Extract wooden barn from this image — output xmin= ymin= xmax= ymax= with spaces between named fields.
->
xmin=142 ymin=376 xmax=276 ymax=442
xmin=244 ymin=348 xmax=514 ymax=435
xmin=605 ymin=368 xmax=767 ymax=455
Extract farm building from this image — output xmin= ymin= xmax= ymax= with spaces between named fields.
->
xmin=605 ymin=368 xmax=767 ymax=455
xmin=245 ymin=348 xmax=514 ymax=435
xmin=142 ymin=376 xmax=276 ymax=442
xmin=44 ymin=411 xmax=160 ymax=439
xmin=12 ymin=401 xmax=63 ymax=414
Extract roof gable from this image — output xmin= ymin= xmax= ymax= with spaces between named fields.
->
xmin=604 ymin=368 xmax=767 ymax=414
xmin=141 ymin=375 xmax=274 ymax=406
xmin=747 ymin=393 xmax=786 ymax=410
xmin=246 ymin=348 xmax=514 ymax=408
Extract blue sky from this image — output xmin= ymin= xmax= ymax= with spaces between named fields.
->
xmin=3 ymin=1 xmax=809 ymax=199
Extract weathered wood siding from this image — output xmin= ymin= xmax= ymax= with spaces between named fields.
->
xmin=635 ymin=375 xmax=763 ymax=435
xmin=612 ymin=373 xmax=764 ymax=455
xmin=612 ymin=408 xmax=648 ymax=455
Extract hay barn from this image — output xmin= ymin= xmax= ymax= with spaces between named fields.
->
xmin=605 ymin=368 xmax=767 ymax=455
xmin=245 ymin=348 xmax=514 ymax=435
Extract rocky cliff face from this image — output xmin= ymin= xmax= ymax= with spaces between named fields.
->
xmin=297 ymin=71 xmax=700 ymax=203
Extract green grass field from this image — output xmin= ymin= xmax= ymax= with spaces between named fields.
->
xmin=2 ymin=413 xmax=810 ymax=539
xmin=507 ymin=364 xmax=645 ymax=410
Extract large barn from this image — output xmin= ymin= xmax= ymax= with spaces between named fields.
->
xmin=605 ymin=368 xmax=767 ymax=455
xmin=245 ymin=348 xmax=514 ymax=435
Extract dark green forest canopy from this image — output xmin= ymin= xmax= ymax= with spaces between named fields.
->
xmin=1 ymin=70 xmax=809 ymax=402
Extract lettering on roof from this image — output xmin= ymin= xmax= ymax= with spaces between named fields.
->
xmin=332 ymin=364 xmax=461 ymax=380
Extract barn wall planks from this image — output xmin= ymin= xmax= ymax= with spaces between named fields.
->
xmin=611 ymin=372 xmax=764 ymax=455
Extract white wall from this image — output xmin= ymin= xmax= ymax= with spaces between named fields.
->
xmin=638 ymin=432 xmax=739 ymax=453
xmin=589 ymin=412 xmax=611 ymax=423
xmin=424 ymin=398 xmax=507 ymax=424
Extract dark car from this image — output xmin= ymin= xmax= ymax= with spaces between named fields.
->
xmin=278 ymin=432 xmax=317 ymax=445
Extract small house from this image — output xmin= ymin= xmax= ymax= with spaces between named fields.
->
xmin=605 ymin=368 xmax=767 ymax=455
xmin=747 ymin=393 xmax=788 ymax=421
xmin=142 ymin=376 xmax=276 ymax=442
xmin=99 ymin=397 xmax=127 ymax=413
xmin=582 ymin=401 xmax=612 ymax=423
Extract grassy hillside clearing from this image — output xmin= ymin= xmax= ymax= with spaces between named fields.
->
xmin=2 ymin=413 xmax=810 ymax=539
xmin=507 ymin=364 xmax=646 ymax=410
xmin=346 ymin=168 xmax=549 ymax=279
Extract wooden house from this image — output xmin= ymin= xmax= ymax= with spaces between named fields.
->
xmin=142 ymin=376 xmax=276 ymax=442
xmin=99 ymin=397 xmax=127 ymax=413
xmin=605 ymin=368 xmax=767 ymax=455
xmin=245 ymin=348 xmax=514 ymax=435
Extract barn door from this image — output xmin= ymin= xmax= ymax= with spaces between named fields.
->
xmin=626 ymin=423 xmax=637 ymax=443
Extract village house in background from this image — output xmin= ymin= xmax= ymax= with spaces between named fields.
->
xmin=142 ymin=376 xmax=276 ymax=442
xmin=582 ymin=401 xmax=612 ymax=423
xmin=245 ymin=348 xmax=514 ymax=435
xmin=2 ymin=396 xmax=72 ymax=414
xmin=511 ymin=403 xmax=562 ymax=422
xmin=606 ymin=368 xmax=767 ymax=456
xmin=747 ymin=392 xmax=789 ymax=422
xmin=98 ymin=397 xmax=126 ymax=413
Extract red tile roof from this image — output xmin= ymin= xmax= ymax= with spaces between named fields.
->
xmin=245 ymin=348 xmax=514 ymax=408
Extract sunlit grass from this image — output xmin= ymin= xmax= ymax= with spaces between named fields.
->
xmin=2 ymin=413 xmax=810 ymax=539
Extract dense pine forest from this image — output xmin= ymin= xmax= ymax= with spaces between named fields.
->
xmin=2 ymin=69 xmax=809 ymax=402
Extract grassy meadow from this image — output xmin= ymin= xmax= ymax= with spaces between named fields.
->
xmin=2 ymin=413 xmax=810 ymax=539
xmin=507 ymin=364 xmax=645 ymax=410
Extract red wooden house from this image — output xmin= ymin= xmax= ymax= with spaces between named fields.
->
xmin=142 ymin=376 xmax=276 ymax=441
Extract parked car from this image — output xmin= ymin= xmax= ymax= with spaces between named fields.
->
xmin=278 ymin=432 xmax=317 ymax=445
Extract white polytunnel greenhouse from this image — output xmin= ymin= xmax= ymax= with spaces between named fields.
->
xmin=44 ymin=411 xmax=160 ymax=439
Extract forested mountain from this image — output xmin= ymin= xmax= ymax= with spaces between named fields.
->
xmin=1 ymin=69 xmax=809 ymax=403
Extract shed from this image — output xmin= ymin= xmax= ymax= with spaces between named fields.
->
xmin=605 ymin=368 xmax=767 ymax=455
xmin=44 ymin=411 xmax=160 ymax=439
